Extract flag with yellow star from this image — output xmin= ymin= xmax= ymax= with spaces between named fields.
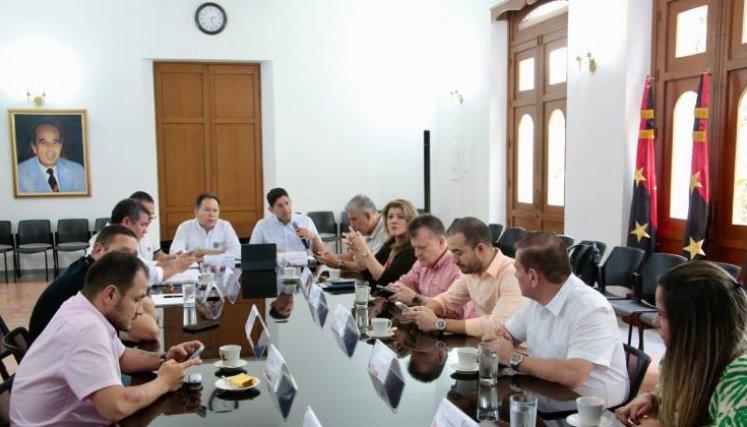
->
xmin=627 ymin=75 xmax=658 ymax=255
xmin=683 ymin=72 xmax=710 ymax=261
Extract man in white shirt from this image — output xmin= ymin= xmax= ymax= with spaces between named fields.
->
xmin=170 ymin=193 xmax=241 ymax=260
xmin=250 ymin=188 xmax=324 ymax=253
xmin=484 ymin=231 xmax=629 ymax=407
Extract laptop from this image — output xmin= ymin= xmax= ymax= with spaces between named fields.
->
xmin=241 ymin=243 xmax=277 ymax=271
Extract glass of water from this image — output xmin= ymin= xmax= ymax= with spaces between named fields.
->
xmin=354 ymin=280 xmax=370 ymax=305
xmin=476 ymin=383 xmax=500 ymax=421
xmin=183 ymin=283 xmax=196 ymax=307
xmin=478 ymin=342 xmax=498 ymax=385
xmin=510 ymin=394 xmax=537 ymax=427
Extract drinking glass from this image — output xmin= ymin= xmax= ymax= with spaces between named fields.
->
xmin=183 ymin=283 xmax=196 ymax=307
xmin=354 ymin=281 xmax=370 ymax=305
xmin=476 ymin=383 xmax=500 ymax=421
xmin=478 ymin=342 xmax=498 ymax=385
xmin=510 ymin=394 xmax=537 ymax=427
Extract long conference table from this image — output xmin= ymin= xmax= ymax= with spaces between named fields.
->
xmin=122 ymin=272 xmax=599 ymax=427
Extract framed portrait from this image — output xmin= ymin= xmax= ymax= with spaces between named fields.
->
xmin=8 ymin=109 xmax=90 ymax=198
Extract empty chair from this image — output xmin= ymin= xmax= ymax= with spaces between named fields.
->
xmin=598 ymin=246 xmax=646 ymax=300
xmin=3 ymin=327 xmax=29 ymax=364
xmin=53 ymin=219 xmax=90 ymax=277
xmin=93 ymin=217 xmax=110 ymax=234
xmin=495 ymin=226 xmax=526 ymax=258
xmin=557 ymin=234 xmax=575 ymax=248
xmin=307 ymin=211 xmax=338 ymax=251
xmin=0 ymin=221 xmax=12 ymax=283
xmin=13 ymin=220 xmax=53 ymax=281
xmin=611 ymin=252 xmax=688 ymax=349
xmin=488 ymin=223 xmax=504 ymax=246
xmin=339 ymin=211 xmax=350 ymax=235
xmin=712 ymin=261 xmax=741 ymax=281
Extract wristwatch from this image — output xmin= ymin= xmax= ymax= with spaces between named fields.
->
xmin=509 ymin=352 xmax=525 ymax=369
xmin=435 ymin=318 xmax=447 ymax=332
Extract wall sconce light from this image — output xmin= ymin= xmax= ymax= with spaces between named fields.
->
xmin=26 ymin=88 xmax=46 ymax=106
xmin=575 ymin=51 xmax=597 ymax=73
xmin=450 ymin=90 xmax=464 ymax=104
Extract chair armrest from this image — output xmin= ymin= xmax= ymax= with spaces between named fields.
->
xmin=632 ymin=272 xmax=642 ymax=302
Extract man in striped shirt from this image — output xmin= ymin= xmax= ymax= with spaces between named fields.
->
xmin=386 ymin=214 xmax=475 ymax=319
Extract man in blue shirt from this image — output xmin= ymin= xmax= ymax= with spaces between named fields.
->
xmin=250 ymin=188 xmax=324 ymax=252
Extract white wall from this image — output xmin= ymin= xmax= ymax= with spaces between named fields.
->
xmin=0 ymin=0 xmax=496 ymax=271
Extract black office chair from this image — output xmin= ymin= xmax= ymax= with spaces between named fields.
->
xmin=611 ymin=252 xmax=687 ymax=349
xmin=569 ymin=240 xmax=604 ymax=286
xmin=495 ymin=227 xmax=526 ymax=258
xmin=598 ymin=246 xmax=646 ymax=300
xmin=93 ymin=217 xmax=110 ymax=234
xmin=0 ymin=222 xmax=13 ymax=283
xmin=13 ymin=220 xmax=53 ymax=281
xmin=3 ymin=327 xmax=29 ymax=364
xmin=712 ymin=261 xmax=741 ymax=281
xmin=557 ymin=235 xmax=575 ymax=248
xmin=617 ymin=344 xmax=652 ymax=408
xmin=339 ymin=211 xmax=351 ymax=237
xmin=488 ymin=223 xmax=504 ymax=246
xmin=53 ymin=219 xmax=90 ymax=277
xmin=307 ymin=211 xmax=338 ymax=251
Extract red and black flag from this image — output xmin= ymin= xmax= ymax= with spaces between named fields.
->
xmin=627 ymin=76 xmax=658 ymax=255
xmin=683 ymin=72 xmax=710 ymax=260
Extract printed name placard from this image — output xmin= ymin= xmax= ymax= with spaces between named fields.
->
xmin=431 ymin=398 xmax=479 ymax=427
xmin=303 ymin=406 xmax=323 ymax=427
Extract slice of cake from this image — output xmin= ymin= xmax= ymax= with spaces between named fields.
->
xmin=228 ymin=373 xmax=255 ymax=388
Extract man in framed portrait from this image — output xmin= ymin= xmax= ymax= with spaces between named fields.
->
xmin=17 ymin=121 xmax=86 ymax=193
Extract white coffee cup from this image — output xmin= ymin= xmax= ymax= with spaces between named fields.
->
xmin=576 ymin=396 xmax=605 ymax=426
xmin=328 ymin=268 xmax=341 ymax=280
xmin=371 ymin=318 xmax=392 ymax=335
xmin=283 ymin=267 xmax=297 ymax=278
xmin=219 ymin=344 xmax=242 ymax=366
xmin=457 ymin=347 xmax=479 ymax=369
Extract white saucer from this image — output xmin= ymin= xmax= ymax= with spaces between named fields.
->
xmin=565 ymin=413 xmax=613 ymax=427
xmin=214 ymin=376 xmax=260 ymax=391
xmin=366 ymin=329 xmax=394 ymax=338
xmin=451 ymin=362 xmax=478 ymax=373
xmin=213 ymin=359 xmax=248 ymax=369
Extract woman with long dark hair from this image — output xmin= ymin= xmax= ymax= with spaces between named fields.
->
xmin=615 ymin=261 xmax=747 ymax=426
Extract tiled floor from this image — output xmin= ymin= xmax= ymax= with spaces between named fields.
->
xmin=0 ymin=271 xmax=664 ymax=393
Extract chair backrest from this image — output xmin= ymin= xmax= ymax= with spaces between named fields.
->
xmin=307 ymin=211 xmax=336 ymax=235
xmin=496 ymin=226 xmax=526 ymax=258
xmin=712 ymin=261 xmax=742 ymax=281
xmin=569 ymin=241 xmax=603 ymax=286
xmin=580 ymin=240 xmax=607 ymax=259
xmin=488 ymin=223 xmax=504 ymax=246
xmin=16 ymin=220 xmax=52 ymax=246
xmin=3 ymin=327 xmax=29 ymax=364
xmin=623 ymin=344 xmax=652 ymax=405
xmin=93 ymin=217 xmax=110 ymax=234
xmin=600 ymin=246 xmax=646 ymax=290
xmin=339 ymin=211 xmax=350 ymax=235
xmin=638 ymin=253 xmax=688 ymax=301
xmin=558 ymin=235 xmax=575 ymax=248
xmin=56 ymin=218 xmax=90 ymax=244
xmin=0 ymin=221 xmax=12 ymax=247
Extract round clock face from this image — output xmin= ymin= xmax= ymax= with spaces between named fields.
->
xmin=195 ymin=2 xmax=227 ymax=35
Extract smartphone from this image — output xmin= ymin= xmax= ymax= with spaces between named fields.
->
xmin=375 ymin=285 xmax=396 ymax=296
xmin=394 ymin=301 xmax=411 ymax=312
xmin=188 ymin=343 xmax=205 ymax=360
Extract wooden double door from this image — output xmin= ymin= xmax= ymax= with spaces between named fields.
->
xmin=154 ymin=62 xmax=264 ymax=240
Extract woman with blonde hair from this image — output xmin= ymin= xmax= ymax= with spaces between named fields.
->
xmin=615 ymin=261 xmax=747 ymax=426
xmin=348 ymin=198 xmax=418 ymax=286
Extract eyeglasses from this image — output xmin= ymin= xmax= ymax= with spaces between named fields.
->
xmin=36 ymin=140 xmax=61 ymax=147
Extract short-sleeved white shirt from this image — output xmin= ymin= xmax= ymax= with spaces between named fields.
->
xmin=505 ymin=274 xmax=629 ymax=407
xmin=249 ymin=213 xmax=319 ymax=252
xmin=169 ymin=218 xmax=241 ymax=259
xmin=10 ymin=293 xmax=126 ymax=426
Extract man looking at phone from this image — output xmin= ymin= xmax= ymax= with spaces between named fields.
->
xmin=11 ymin=251 xmax=203 ymax=425
xmin=383 ymin=214 xmax=474 ymax=320
xmin=403 ymin=217 xmax=525 ymax=337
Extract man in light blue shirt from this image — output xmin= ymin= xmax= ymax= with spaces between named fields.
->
xmin=250 ymin=188 xmax=324 ymax=253
xmin=17 ymin=122 xmax=86 ymax=193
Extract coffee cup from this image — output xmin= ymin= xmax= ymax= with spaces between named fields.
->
xmin=576 ymin=396 xmax=605 ymax=426
xmin=283 ymin=267 xmax=297 ymax=278
xmin=457 ymin=347 xmax=479 ymax=369
xmin=371 ymin=318 xmax=392 ymax=336
xmin=219 ymin=344 xmax=242 ymax=366
xmin=328 ymin=268 xmax=341 ymax=280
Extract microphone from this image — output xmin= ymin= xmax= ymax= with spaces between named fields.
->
xmin=292 ymin=221 xmax=310 ymax=249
